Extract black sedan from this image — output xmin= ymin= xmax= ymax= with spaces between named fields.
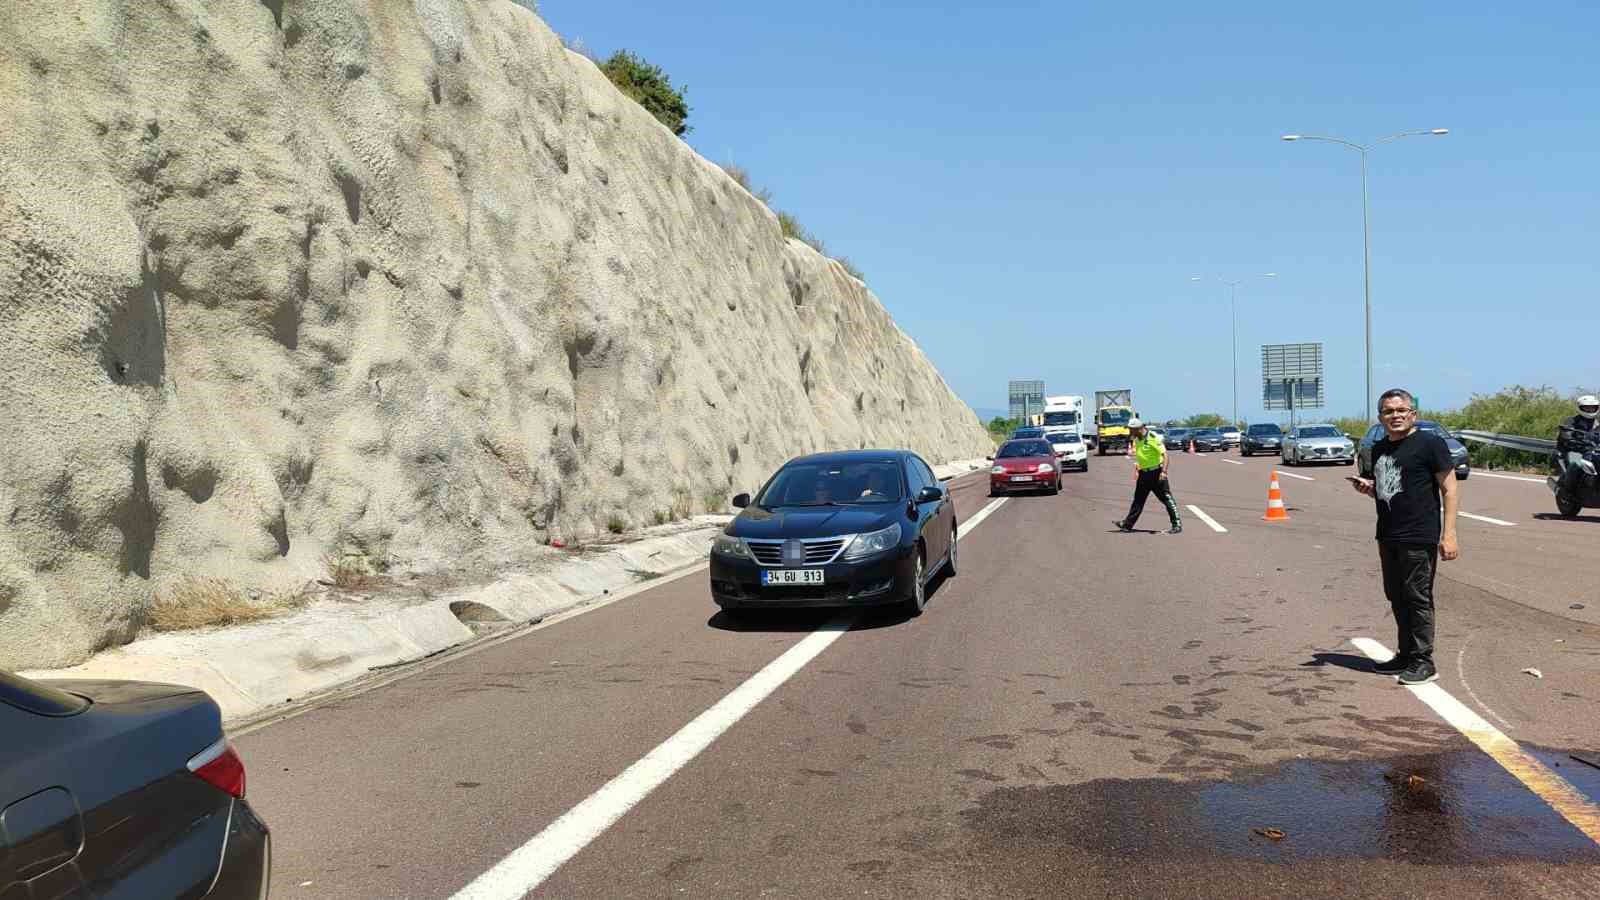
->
xmin=710 ymin=450 xmax=957 ymax=617
xmin=1189 ymin=428 xmax=1226 ymax=452
xmin=1241 ymin=422 xmax=1283 ymax=456
xmin=1357 ymin=421 xmax=1471 ymax=479
xmin=2 ymin=671 xmax=271 ymax=898
xmin=1163 ymin=428 xmax=1191 ymax=450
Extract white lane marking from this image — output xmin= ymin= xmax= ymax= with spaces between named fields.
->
xmin=451 ymin=494 xmax=1009 ymax=899
xmin=1351 ymin=637 xmax=1600 ymax=845
xmin=1455 ymin=636 xmax=1515 ymax=733
xmin=1459 ymin=511 xmax=1517 ymax=527
xmin=962 ymin=496 xmax=1008 ymax=532
xmin=1186 ymin=505 xmax=1228 ymax=533
xmin=1472 ymin=471 xmax=1546 ymax=484
xmin=1276 ymin=470 xmax=1315 ymax=481
xmin=1222 ymin=459 xmax=1244 ymax=466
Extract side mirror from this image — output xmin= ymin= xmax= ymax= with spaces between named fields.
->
xmin=916 ymin=485 xmax=944 ymax=503
xmin=732 ymin=493 xmax=750 ymax=509
xmin=985 ymin=455 xmax=994 ymax=461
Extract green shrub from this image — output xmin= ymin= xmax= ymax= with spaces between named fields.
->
xmin=1435 ymin=385 xmax=1590 ymax=471
xmin=717 ymin=162 xmax=773 ymax=206
xmin=606 ymin=513 xmax=627 ymax=534
xmin=1183 ymin=413 xmax=1226 ymax=428
xmin=599 ymin=50 xmax=690 ymax=136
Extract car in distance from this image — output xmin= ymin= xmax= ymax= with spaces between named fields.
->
xmin=1241 ymin=422 xmax=1284 ymax=456
xmin=1189 ymin=428 xmax=1225 ymax=452
xmin=1162 ymin=428 xmax=1190 ymax=450
xmin=1045 ymin=430 xmax=1089 ymax=471
xmin=1010 ymin=426 xmax=1046 ymax=440
xmin=1357 ymin=421 xmax=1471 ymax=480
xmin=2 ymin=670 xmax=271 ymax=899
xmin=989 ymin=438 xmax=1062 ymax=495
xmin=709 ymin=450 xmax=957 ymax=617
xmin=1217 ymin=424 xmax=1242 ymax=448
xmin=1282 ymin=424 xmax=1356 ymax=466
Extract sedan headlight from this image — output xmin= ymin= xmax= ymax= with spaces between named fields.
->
xmin=991 ymin=465 xmax=1006 ymax=475
xmin=711 ymin=534 xmax=750 ymax=558
xmin=1036 ymin=463 xmax=1055 ymax=473
xmin=841 ymin=522 xmax=902 ymax=560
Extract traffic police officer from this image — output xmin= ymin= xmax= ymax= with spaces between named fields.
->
xmin=1116 ymin=418 xmax=1182 ymax=534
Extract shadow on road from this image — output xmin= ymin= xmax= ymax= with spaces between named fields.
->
xmin=707 ymin=573 xmax=954 ymax=633
xmin=1304 ymin=652 xmax=1380 ymax=674
xmin=1533 ymin=513 xmax=1600 ymax=524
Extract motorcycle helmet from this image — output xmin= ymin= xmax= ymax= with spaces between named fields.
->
xmin=1580 ymin=395 xmax=1599 ymax=420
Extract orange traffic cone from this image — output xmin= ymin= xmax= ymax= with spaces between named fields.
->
xmin=1262 ymin=470 xmax=1290 ymax=522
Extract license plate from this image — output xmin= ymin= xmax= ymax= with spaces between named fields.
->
xmin=762 ymin=569 xmax=824 ymax=586
xmin=1009 ymin=475 xmax=1033 ymax=482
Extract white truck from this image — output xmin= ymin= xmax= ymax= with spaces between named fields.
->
xmin=1041 ymin=395 xmax=1086 ymax=439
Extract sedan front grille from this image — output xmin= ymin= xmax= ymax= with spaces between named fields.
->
xmin=743 ymin=537 xmax=850 ymax=567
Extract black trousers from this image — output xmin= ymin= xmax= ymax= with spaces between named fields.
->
xmin=1125 ymin=469 xmax=1180 ymax=528
xmin=1379 ymin=542 xmax=1438 ymax=664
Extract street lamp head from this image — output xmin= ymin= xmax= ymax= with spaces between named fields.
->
xmin=1281 ymin=134 xmax=1301 ymax=141
xmin=1430 ymin=128 xmax=1449 ymax=135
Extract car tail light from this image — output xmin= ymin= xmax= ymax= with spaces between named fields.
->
xmin=188 ymin=738 xmax=247 ymax=798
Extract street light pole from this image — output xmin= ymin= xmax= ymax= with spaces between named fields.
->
xmin=1281 ymin=128 xmax=1448 ymax=423
xmin=1192 ymin=273 xmax=1276 ymax=429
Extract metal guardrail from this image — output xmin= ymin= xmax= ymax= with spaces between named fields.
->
xmin=1455 ymin=429 xmax=1557 ymax=455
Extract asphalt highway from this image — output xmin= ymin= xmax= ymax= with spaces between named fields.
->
xmin=239 ymin=450 xmax=1600 ymax=899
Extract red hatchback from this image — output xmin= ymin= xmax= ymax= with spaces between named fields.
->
xmin=989 ymin=438 xmax=1061 ymax=496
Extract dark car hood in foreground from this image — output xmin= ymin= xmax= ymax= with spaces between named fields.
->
xmin=731 ymin=505 xmax=898 ymax=540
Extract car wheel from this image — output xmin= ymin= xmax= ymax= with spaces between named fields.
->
xmin=1456 ymin=468 xmax=1469 ymax=480
xmin=1048 ymin=476 xmax=1060 ymax=495
xmin=901 ymin=545 xmax=927 ymax=617
xmin=944 ymin=524 xmax=958 ymax=576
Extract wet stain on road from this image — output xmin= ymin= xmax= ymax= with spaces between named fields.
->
xmin=961 ymin=748 xmax=1600 ymax=865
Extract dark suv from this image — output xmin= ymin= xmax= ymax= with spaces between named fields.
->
xmin=1241 ymin=423 xmax=1284 ymax=457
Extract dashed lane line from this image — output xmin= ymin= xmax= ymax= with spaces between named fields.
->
xmin=1222 ymin=459 xmax=1244 ymax=466
xmin=1471 ymin=471 xmax=1547 ymax=484
xmin=1276 ymin=470 xmax=1316 ymax=481
xmin=450 ymin=496 xmax=1011 ymax=899
xmin=1459 ymin=511 xmax=1517 ymax=527
xmin=1186 ymin=505 xmax=1228 ymax=533
xmin=1351 ymin=637 xmax=1600 ymax=846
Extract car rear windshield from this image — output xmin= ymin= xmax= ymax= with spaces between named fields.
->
xmin=1248 ymin=424 xmax=1282 ymax=435
xmin=0 ymin=671 xmax=91 ymax=716
xmin=1193 ymin=429 xmax=1219 ymax=436
xmin=1298 ymin=426 xmax=1342 ymax=438
xmin=758 ymin=461 xmax=905 ymax=506
xmin=1048 ymin=433 xmax=1080 ymax=443
xmin=997 ymin=441 xmax=1052 ymax=458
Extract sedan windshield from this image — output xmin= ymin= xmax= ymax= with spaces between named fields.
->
xmin=1297 ymin=426 xmax=1342 ymax=438
xmin=997 ymin=441 xmax=1053 ymax=458
xmin=1248 ymin=424 xmax=1282 ymax=435
xmin=757 ymin=461 xmax=904 ymax=506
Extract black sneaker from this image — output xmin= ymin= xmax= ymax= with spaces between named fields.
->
xmin=1114 ymin=520 xmax=1134 ymax=533
xmin=1373 ymin=655 xmax=1410 ymax=675
xmin=1396 ymin=660 xmax=1438 ymax=685
xmin=1168 ymin=523 xmax=1183 ymax=535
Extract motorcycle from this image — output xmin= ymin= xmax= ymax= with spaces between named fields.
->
xmin=1549 ymin=425 xmax=1600 ymax=517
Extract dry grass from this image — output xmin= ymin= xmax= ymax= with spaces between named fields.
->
xmin=147 ymin=578 xmax=306 ymax=632
xmin=325 ymin=554 xmax=385 ymax=591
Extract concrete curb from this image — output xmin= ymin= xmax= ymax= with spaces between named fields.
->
xmin=23 ymin=518 xmax=731 ymax=724
xmin=21 ymin=464 xmax=988 ymax=727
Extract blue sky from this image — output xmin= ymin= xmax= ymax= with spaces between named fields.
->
xmin=539 ymin=1 xmax=1599 ymax=423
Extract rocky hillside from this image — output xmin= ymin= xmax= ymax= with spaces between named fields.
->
xmin=0 ymin=0 xmax=992 ymax=669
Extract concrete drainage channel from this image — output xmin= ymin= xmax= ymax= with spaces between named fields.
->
xmin=22 ymin=520 xmax=731 ymax=731
xmin=22 ymin=460 xmax=990 ymax=735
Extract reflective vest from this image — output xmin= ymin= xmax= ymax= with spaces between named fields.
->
xmin=1132 ymin=433 xmax=1165 ymax=471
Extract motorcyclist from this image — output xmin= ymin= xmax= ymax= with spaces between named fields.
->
xmin=1555 ymin=394 xmax=1600 ymax=498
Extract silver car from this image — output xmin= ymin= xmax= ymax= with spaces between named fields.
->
xmin=1282 ymin=424 xmax=1356 ymax=466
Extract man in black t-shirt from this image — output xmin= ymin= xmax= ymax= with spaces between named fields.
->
xmin=1348 ymin=388 xmax=1461 ymax=685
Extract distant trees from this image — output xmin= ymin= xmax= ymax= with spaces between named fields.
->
xmin=599 ymin=50 xmax=690 ymax=136
xmin=1184 ymin=413 xmax=1227 ymax=428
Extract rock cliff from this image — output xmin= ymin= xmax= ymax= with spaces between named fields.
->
xmin=0 ymin=0 xmax=991 ymax=668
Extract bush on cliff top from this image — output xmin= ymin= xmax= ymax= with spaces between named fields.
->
xmin=600 ymin=50 xmax=691 ymax=136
